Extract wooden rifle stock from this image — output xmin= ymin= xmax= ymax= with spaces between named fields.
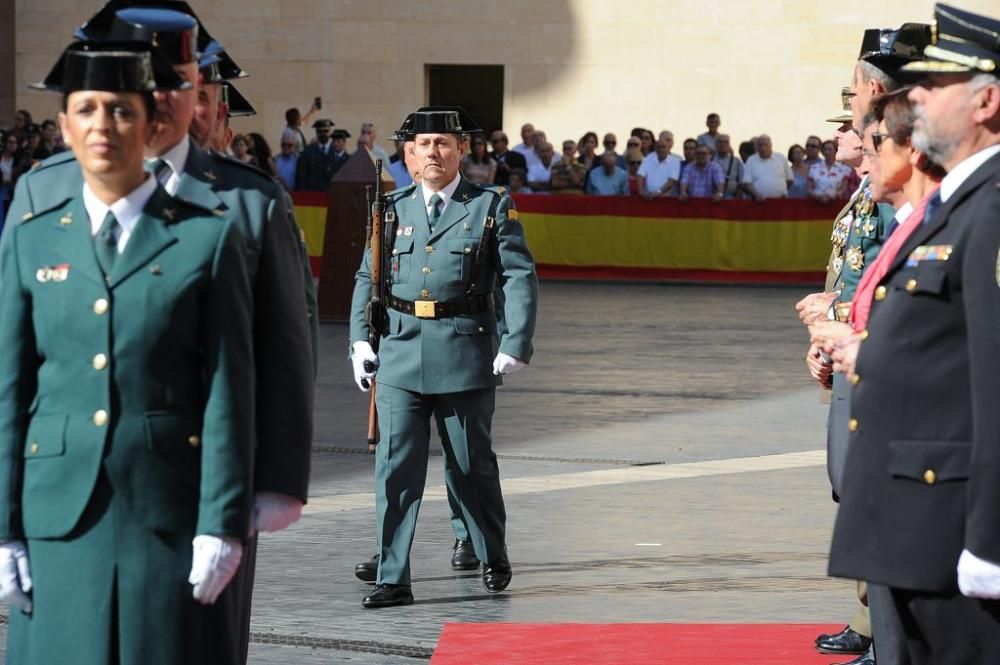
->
xmin=365 ymin=160 xmax=385 ymax=453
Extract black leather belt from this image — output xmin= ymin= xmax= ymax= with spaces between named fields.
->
xmin=388 ymin=293 xmax=494 ymax=319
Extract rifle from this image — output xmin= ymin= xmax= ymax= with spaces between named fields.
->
xmin=364 ymin=159 xmax=386 ymax=453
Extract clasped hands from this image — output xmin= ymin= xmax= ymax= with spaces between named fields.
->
xmin=352 ymin=341 xmax=525 ymax=393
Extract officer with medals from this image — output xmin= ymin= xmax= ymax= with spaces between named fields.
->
xmin=353 ymin=114 xmax=484 ymax=584
xmin=349 ymin=108 xmax=538 ymax=608
xmin=4 ymin=3 xmax=316 ymax=663
xmin=821 ymin=4 xmax=1000 ymax=662
xmin=0 ymin=39 xmax=253 ymax=665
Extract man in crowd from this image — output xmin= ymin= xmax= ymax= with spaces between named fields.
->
xmin=679 ymin=144 xmax=725 ymax=202
xmin=526 ymin=141 xmax=557 ymax=192
xmin=697 ymin=113 xmax=722 ymax=155
xmin=586 ymin=150 xmax=629 ymax=195
xmin=679 ymin=138 xmax=699 ymax=182
xmin=349 ymin=108 xmax=538 ymax=608
xmin=513 ymin=122 xmax=540 ymax=170
xmin=361 ymin=122 xmax=391 ymax=165
xmin=602 ymin=132 xmax=622 ymax=167
xmin=741 ymin=135 xmax=793 ymax=200
xmin=638 ymin=136 xmax=681 ymax=198
xmin=804 ymin=134 xmax=824 ymax=167
xmin=282 ymin=101 xmax=319 ymax=154
xmin=822 ymin=6 xmax=1000 ymax=661
xmin=295 ymin=118 xmax=338 ymax=191
xmin=550 ymin=139 xmax=586 ymax=193
xmin=275 ymin=134 xmax=298 ymax=191
xmin=489 ymin=130 xmax=527 ymax=186
xmin=713 ymin=134 xmax=744 ymax=198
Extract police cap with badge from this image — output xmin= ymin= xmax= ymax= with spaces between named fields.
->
xmin=902 ymin=3 xmax=1000 ymax=75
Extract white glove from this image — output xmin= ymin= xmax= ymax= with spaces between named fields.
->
xmin=253 ymin=492 xmax=304 ymax=533
xmin=0 ymin=541 xmax=32 ymax=613
xmin=188 ymin=535 xmax=243 ymax=605
xmin=493 ymin=352 xmax=526 ymax=375
xmin=351 ymin=341 xmax=379 ymax=392
xmin=958 ymin=548 xmax=1000 ymax=599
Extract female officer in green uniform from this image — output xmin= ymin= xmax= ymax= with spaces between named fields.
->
xmin=0 ymin=40 xmax=253 ymax=665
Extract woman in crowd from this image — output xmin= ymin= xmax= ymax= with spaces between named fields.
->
xmin=248 ymin=131 xmax=277 ymax=178
xmin=625 ymin=147 xmax=644 ymax=195
xmin=787 ymin=143 xmax=810 ymax=199
xmin=11 ymin=109 xmax=32 ymax=146
xmin=808 ymin=139 xmax=852 ymax=204
xmin=0 ymin=129 xmax=28 ymax=232
xmin=576 ymin=131 xmax=599 ymax=172
xmin=0 ymin=41 xmax=253 ymax=665
xmin=640 ymin=129 xmax=655 ymax=156
xmin=231 ymin=133 xmax=256 ymax=166
xmin=460 ymin=134 xmax=496 ymax=184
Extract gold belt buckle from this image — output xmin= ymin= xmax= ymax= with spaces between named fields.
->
xmin=414 ymin=300 xmax=437 ymax=319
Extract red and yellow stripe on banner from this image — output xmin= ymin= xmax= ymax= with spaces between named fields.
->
xmin=292 ymin=192 xmax=839 ymax=284
xmin=512 ymin=194 xmax=836 ymax=283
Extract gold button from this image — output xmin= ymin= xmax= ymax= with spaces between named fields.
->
xmin=93 ymin=298 xmax=109 ymax=315
xmin=924 ymin=469 xmax=936 ymax=485
xmin=859 ymin=329 xmax=869 ymax=341
xmin=425 ymin=245 xmax=434 ymax=253
xmin=850 ymin=374 xmax=860 ymax=385
xmin=92 ymin=353 xmax=108 ymax=370
xmin=905 ymin=279 xmax=917 ymax=292
xmin=873 ymin=286 xmax=886 ymax=301
xmin=421 ymin=289 xmax=430 ymax=298
xmin=93 ymin=409 xmax=108 ymax=427
xmin=848 ymin=418 xmax=858 ymax=432
xmin=188 ymin=435 xmax=201 ymax=448
xmin=464 ymin=247 xmax=471 ymax=254
xmin=422 ymin=266 xmax=431 ymax=274
xmin=30 ymin=443 xmax=39 ymax=455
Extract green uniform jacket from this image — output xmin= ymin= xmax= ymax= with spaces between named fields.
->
xmin=824 ymin=177 xmax=895 ymax=300
xmin=5 ymin=145 xmax=316 ymax=502
xmin=350 ymin=179 xmax=538 ymax=394
xmin=0 ymin=188 xmax=254 ymax=540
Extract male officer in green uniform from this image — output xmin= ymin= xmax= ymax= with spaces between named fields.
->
xmin=4 ymin=3 xmax=316 ymax=661
xmin=349 ymin=108 xmax=538 ymax=608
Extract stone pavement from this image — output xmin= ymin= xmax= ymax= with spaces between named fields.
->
xmin=0 ymin=282 xmax=853 ymax=663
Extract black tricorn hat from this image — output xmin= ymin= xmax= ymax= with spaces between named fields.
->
xmin=902 ymin=4 xmax=1000 ymax=75
xmin=312 ymin=118 xmax=335 ymax=129
xmin=221 ymin=82 xmax=255 ymax=117
xmin=415 ymin=105 xmax=481 ymax=135
xmin=76 ymin=4 xmax=199 ymax=65
xmin=392 ymin=113 xmax=416 ymax=141
xmin=331 ymin=129 xmax=351 ymax=140
xmin=859 ymin=23 xmax=933 ymax=71
xmin=200 ymin=40 xmax=247 ymax=82
xmin=30 ymin=40 xmax=190 ymax=93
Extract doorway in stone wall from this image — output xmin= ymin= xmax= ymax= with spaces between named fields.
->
xmin=425 ymin=64 xmax=504 ymax=136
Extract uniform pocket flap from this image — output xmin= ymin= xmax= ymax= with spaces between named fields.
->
xmin=23 ymin=415 xmax=68 ymax=459
xmin=453 ymin=313 xmax=490 ymax=335
xmin=888 ymin=439 xmax=971 ymax=483
xmin=909 ymin=265 xmax=947 ymax=295
xmin=392 ymin=237 xmax=415 ymax=255
xmin=144 ymin=412 xmax=203 ymax=454
xmin=446 ymin=238 xmax=478 ymax=255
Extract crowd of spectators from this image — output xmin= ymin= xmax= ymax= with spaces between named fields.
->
xmin=0 ymin=109 xmax=68 ymax=229
xmin=276 ymin=109 xmax=857 ymax=203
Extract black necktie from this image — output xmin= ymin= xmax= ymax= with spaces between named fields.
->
xmin=886 ymin=219 xmax=899 ymax=238
xmin=94 ymin=211 xmax=118 ymax=276
xmin=923 ymin=191 xmax=942 ymax=225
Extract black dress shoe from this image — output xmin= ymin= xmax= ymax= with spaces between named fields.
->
xmin=833 ymin=646 xmax=875 ymax=665
xmin=362 ymin=583 xmax=414 ymax=608
xmin=354 ymin=554 xmax=378 ymax=582
xmin=451 ymin=539 xmax=480 ymax=570
xmin=482 ymin=552 xmax=512 ymax=593
xmin=816 ymin=625 xmax=872 ymax=655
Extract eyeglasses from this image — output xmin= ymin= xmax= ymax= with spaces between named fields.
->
xmin=841 ymin=86 xmax=857 ymax=111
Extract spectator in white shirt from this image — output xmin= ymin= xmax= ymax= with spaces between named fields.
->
xmin=360 ymin=122 xmax=391 ymax=165
xmin=638 ymin=137 xmax=682 ymax=198
xmin=513 ymin=123 xmax=539 ymax=169
xmin=526 ymin=142 xmax=556 ymax=192
xmin=807 ymin=139 xmax=853 ymax=204
xmin=740 ymin=134 xmax=793 ymax=201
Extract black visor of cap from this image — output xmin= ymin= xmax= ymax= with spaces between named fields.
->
xmin=30 ymin=40 xmax=190 ymax=93
xmin=222 ymin=82 xmax=256 ymax=117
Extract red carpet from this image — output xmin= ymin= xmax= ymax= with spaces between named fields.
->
xmin=431 ymin=623 xmax=849 ymax=664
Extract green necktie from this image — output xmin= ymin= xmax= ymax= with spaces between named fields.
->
xmin=94 ymin=211 xmax=118 ymax=276
xmin=428 ymin=193 xmax=443 ymax=229
xmin=145 ymin=158 xmax=171 ymax=186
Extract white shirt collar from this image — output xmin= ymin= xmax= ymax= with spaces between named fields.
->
xmin=151 ymin=135 xmax=190 ymax=196
xmin=421 ymin=172 xmax=462 ymax=213
xmin=83 ymin=175 xmax=159 ymax=254
xmin=894 ymin=201 xmax=914 ymax=225
xmin=940 ymin=144 xmax=1000 ymax=203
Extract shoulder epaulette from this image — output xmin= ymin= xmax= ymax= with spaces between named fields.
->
xmin=21 ymin=197 xmax=74 ymax=224
xmin=471 ymin=183 xmax=506 ymax=198
xmin=208 ymin=150 xmax=274 ymax=183
xmin=386 ymin=183 xmax=417 ymax=200
xmin=26 ymin=150 xmax=76 ymax=175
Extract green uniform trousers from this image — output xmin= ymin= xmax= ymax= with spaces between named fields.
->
xmin=8 ymin=471 xmax=240 ymax=665
xmin=375 ymin=384 xmax=505 ymax=585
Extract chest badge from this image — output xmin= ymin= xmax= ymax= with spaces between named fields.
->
xmin=36 ymin=263 xmax=70 ymax=283
xmin=846 ymin=246 xmax=864 ymax=272
xmin=403 ymin=226 xmax=413 ymax=236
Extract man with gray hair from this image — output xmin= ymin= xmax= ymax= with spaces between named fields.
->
xmin=361 ymin=121 xmax=391 ymax=164
xmin=740 ymin=135 xmax=792 ymax=200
